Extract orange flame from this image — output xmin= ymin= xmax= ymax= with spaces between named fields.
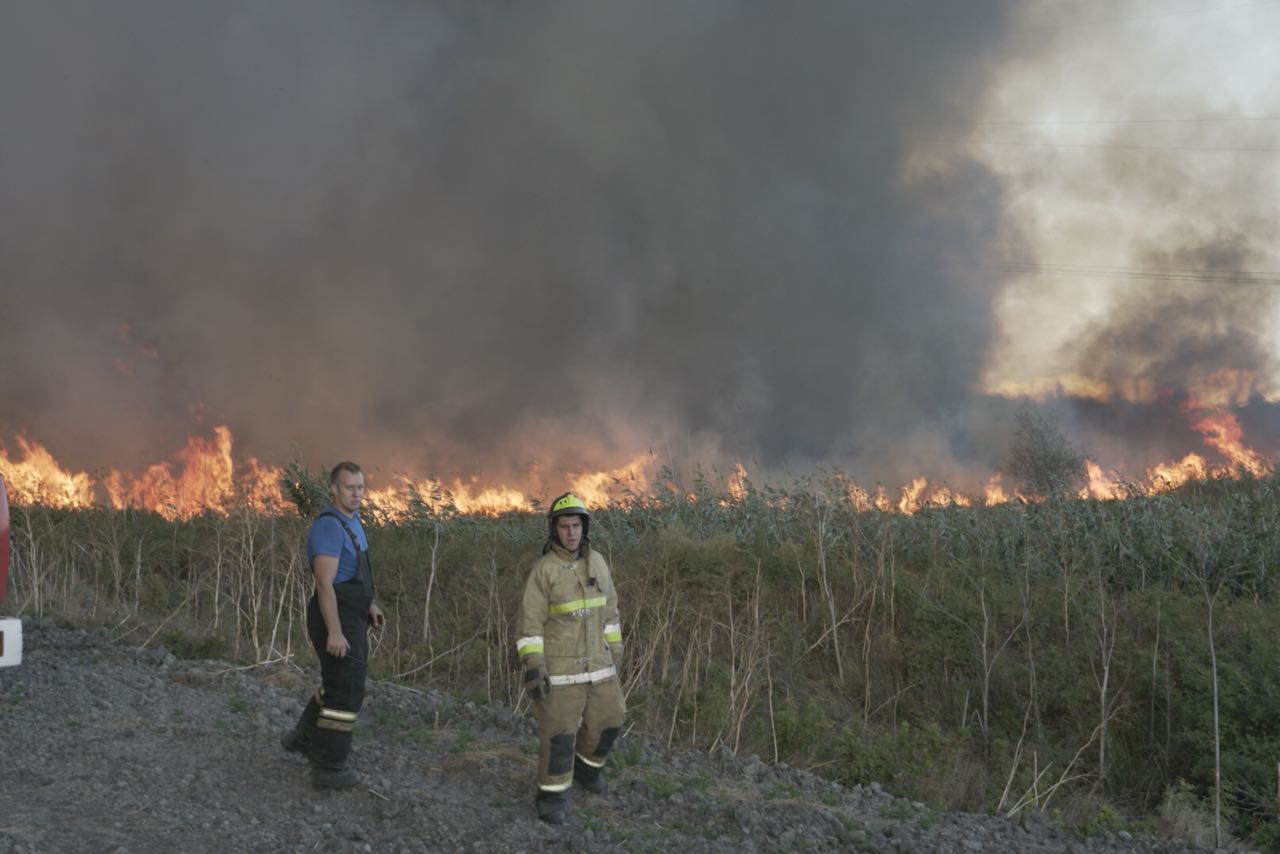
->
xmin=360 ymin=453 xmax=654 ymax=519
xmin=1081 ymin=460 xmax=1128 ymax=501
xmin=0 ymin=408 xmax=1273 ymax=520
xmin=568 ymin=454 xmax=650 ymax=510
xmin=1139 ymin=408 xmax=1271 ymax=492
xmin=100 ymin=426 xmax=286 ymax=520
xmin=366 ymin=477 xmax=533 ymax=517
xmin=725 ymin=463 xmax=749 ymax=502
xmin=898 ymin=477 xmax=928 ymax=514
xmin=0 ymin=437 xmax=94 ymax=509
xmin=984 ymin=473 xmax=1008 ymax=506
xmin=1147 ymin=453 xmax=1208 ymax=492
xmin=1191 ymin=408 xmax=1270 ymax=477
xmin=845 ymin=482 xmax=873 ymax=512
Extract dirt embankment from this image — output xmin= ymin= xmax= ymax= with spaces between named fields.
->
xmin=0 ymin=619 xmax=1252 ymax=853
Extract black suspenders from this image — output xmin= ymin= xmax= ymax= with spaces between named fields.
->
xmin=317 ymin=510 xmax=375 ymax=598
xmin=318 ymin=509 xmax=363 ymax=554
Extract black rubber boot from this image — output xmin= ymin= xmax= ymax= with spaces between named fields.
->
xmin=309 ymin=725 xmax=358 ymax=791
xmin=282 ymin=695 xmax=322 ymax=757
xmin=535 ymin=790 xmax=570 ymax=825
xmin=311 ymin=766 xmax=360 ymax=790
xmin=573 ymin=756 xmax=607 ymax=794
xmin=280 ymin=728 xmax=312 ymax=757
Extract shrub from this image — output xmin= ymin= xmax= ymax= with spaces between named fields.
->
xmin=1007 ymin=408 xmax=1085 ymax=500
xmin=1150 ymin=781 xmax=1218 ymax=847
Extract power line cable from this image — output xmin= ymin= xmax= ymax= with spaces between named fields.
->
xmin=997 ymin=262 xmax=1280 ymax=280
xmin=959 ymin=138 xmax=1280 ymax=153
xmin=970 ymin=116 xmax=1280 ymax=127
xmin=990 ymin=262 xmax=1280 ymax=286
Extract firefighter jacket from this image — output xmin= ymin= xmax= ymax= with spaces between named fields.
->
xmin=516 ymin=544 xmax=623 ymax=685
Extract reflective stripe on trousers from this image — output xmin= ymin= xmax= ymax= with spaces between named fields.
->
xmin=547 ymin=665 xmax=617 ymax=686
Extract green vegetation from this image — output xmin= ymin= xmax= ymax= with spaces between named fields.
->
xmin=447 ymin=729 xmax=477 ymax=755
xmin=612 ymin=738 xmax=651 ymax=770
xmin=878 ymin=802 xmax=916 ymax=821
xmin=6 ymin=463 xmax=1280 ymax=844
xmin=623 ymin=767 xmax=714 ymax=800
xmin=641 ymin=772 xmax=683 ymax=798
xmin=765 ymin=780 xmax=802 ymax=800
xmin=161 ymin=629 xmax=228 ymax=661
xmin=368 ymin=709 xmax=436 ymax=749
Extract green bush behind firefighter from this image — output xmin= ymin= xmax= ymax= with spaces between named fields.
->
xmin=516 ymin=492 xmax=626 ymax=825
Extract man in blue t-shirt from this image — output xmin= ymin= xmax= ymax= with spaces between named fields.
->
xmin=306 ymin=494 xmax=369 ymax=586
xmin=281 ymin=461 xmax=385 ymax=790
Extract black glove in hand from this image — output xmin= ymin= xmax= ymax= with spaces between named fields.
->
xmin=525 ymin=666 xmax=551 ymax=700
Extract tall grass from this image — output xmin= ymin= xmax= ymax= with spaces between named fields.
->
xmin=5 ymin=467 xmax=1280 ymax=845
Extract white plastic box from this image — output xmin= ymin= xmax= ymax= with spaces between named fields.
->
xmin=0 ymin=617 xmax=21 ymax=667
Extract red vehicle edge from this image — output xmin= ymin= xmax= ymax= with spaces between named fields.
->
xmin=0 ymin=473 xmax=9 ymax=599
xmin=0 ymin=473 xmax=20 ymax=666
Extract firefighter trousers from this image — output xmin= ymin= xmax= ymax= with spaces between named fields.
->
xmin=299 ymin=582 xmax=370 ymax=771
xmin=533 ymin=677 xmax=626 ymax=792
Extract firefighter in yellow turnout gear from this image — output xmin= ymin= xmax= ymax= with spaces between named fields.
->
xmin=517 ymin=493 xmax=626 ymax=825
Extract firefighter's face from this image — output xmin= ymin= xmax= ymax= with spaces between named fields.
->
xmin=554 ymin=514 xmax=583 ymax=553
xmin=330 ymin=470 xmax=365 ymax=515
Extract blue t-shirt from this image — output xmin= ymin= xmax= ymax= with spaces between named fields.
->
xmin=306 ymin=508 xmax=368 ymax=584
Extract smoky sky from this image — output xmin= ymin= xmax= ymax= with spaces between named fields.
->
xmin=0 ymin=2 xmax=1032 ymax=485
xmin=1077 ymin=129 xmax=1279 ymax=390
xmin=1062 ymin=141 xmax=1280 ymax=464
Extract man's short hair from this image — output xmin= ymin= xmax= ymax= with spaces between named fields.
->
xmin=330 ymin=461 xmax=363 ymax=484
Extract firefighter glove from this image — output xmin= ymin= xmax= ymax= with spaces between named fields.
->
xmin=525 ymin=665 xmax=551 ymax=700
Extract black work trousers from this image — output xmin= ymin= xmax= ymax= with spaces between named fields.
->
xmin=304 ymin=578 xmax=371 ymax=769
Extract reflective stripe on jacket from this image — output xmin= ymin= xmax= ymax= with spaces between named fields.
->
xmin=516 ymin=544 xmax=622 ymax=681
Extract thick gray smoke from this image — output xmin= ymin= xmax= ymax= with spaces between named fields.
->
xmin=1060 ymin=131 xmax=1280 ymax=467
xmin=0 ymin=2 xmax=1030 ymax=487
